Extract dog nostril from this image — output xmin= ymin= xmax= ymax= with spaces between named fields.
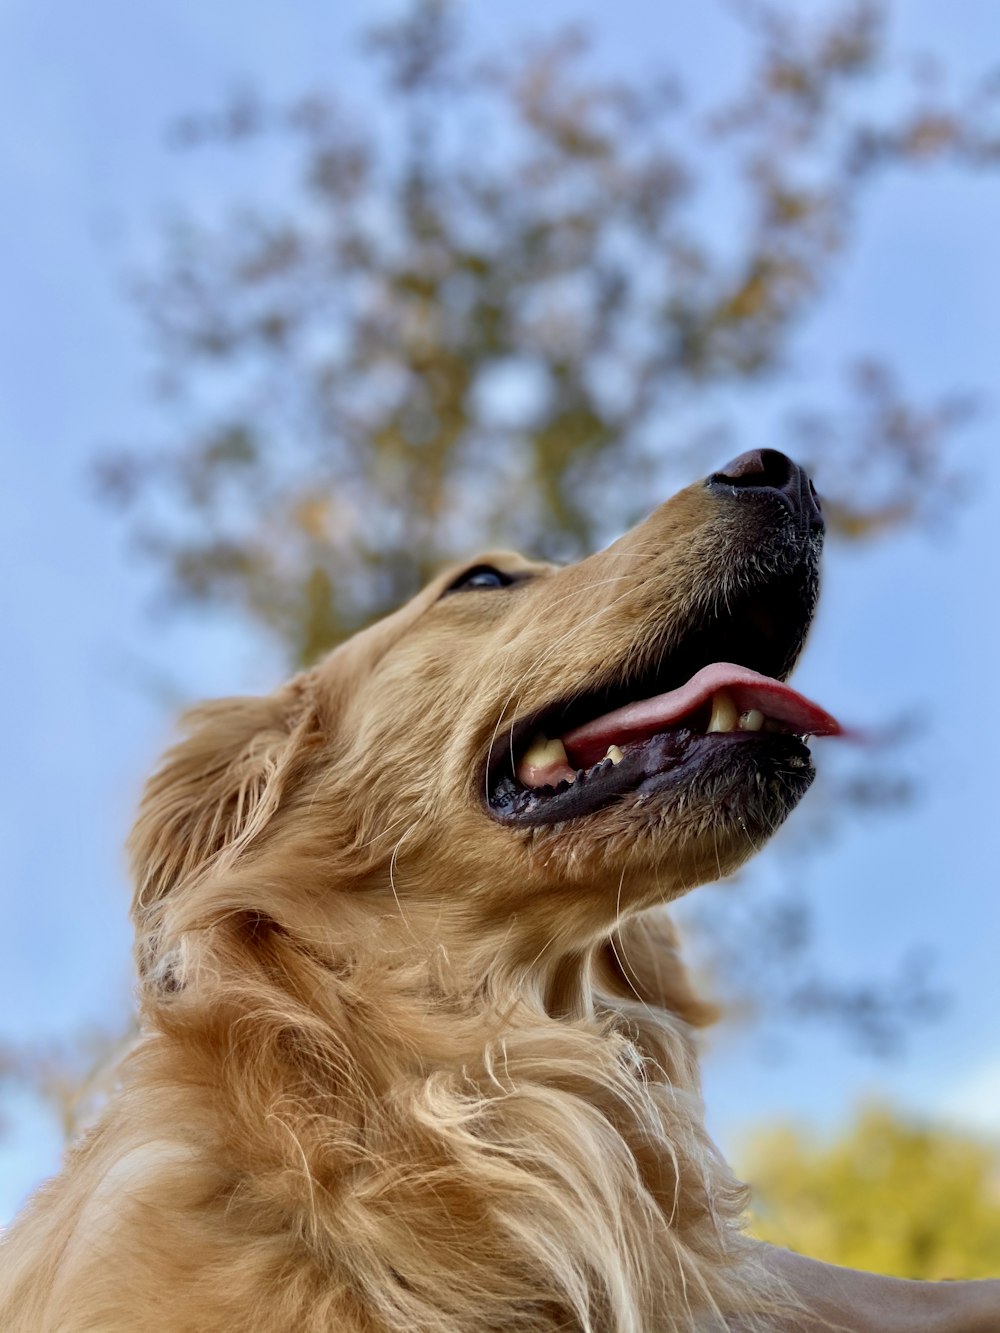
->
xmin=707 ymin=449 xmax=824 ymax=531
xmin=710 ymin=449 xmax=796 ymax=491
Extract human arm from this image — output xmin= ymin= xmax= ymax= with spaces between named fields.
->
xmin=749 ymin=1242 xmax=1000 ymax=1333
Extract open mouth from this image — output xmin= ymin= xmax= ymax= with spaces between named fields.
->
xmin=486 ymin=570 xmax=840 ymax=827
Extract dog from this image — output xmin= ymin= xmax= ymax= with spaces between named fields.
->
xmin=2 ymin=450 xmax=997 ymax=1331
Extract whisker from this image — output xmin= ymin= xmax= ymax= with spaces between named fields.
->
xmin=388 ymin=818 xmax=423 ymax=938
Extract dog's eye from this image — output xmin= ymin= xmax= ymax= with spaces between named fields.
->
xmin=444 ymin=565 xmax=516 ymax=594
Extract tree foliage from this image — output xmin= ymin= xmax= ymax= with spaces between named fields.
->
xmin=0 ymin=1026 xmax=134 ymax=1144
xmin=97 ymin=0 xmax=993 ymax=661
xmin=747 ymin=1105 xmax=1000 ymax=1279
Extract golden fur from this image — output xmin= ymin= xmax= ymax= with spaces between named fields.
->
xmin=0 ymin=478 xmax=812 ymax=1331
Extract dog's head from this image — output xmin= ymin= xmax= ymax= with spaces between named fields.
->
xmin=131 ymin=450 xmax=834 ymax=977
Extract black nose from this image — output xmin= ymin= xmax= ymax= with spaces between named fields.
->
xmin=707 ymin=449 xmax=823 ymax=531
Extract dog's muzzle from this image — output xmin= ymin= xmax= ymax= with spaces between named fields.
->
xmin=484 ymin=452 xmax=839 ymax=828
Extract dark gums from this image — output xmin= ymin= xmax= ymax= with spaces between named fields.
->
xmin=488 ymin=731 xmax=814 ymax=827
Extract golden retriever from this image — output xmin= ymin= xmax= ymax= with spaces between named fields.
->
xmin=2 ymin=451 xmax=997 ymax=1331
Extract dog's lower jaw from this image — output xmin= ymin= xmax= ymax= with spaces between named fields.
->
xmin=496 ymin=743 xmax=816 ymax=920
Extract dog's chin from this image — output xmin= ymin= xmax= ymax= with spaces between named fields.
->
xmin=492 ymin=730 xmax=814 ymax=889
xmin=631 ymin=732 xmax=816 ymax=885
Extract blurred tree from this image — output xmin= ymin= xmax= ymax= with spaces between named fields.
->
xmin=97 ymin=0 xmax=991 ymax=658
xmin=0 ymin=1026 xmax=135 ymax=1145
xmin=747 ymin=1105 xmax=1000 ymax=1279
xmin=91 ymin=0 xmax=998 ymax=1046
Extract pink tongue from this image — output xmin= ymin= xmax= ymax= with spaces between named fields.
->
xmin=562 ymin=662 xmax=842 ymax=770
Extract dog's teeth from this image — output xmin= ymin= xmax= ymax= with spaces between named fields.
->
xmin=738 ymin=709 xmax=765 ymax=732
xmin=605 ymin=745 xmax=624 ymax=765
xmin=520 ymin=734 xmax=570 ymax=769
xmin=706 ymin=691 xmax=738 ymax=734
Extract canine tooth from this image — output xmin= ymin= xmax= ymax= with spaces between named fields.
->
xmin=605 ymin=745 xmax=624 ymax=765
xmin=739 ymin=709 xmax=765 ymax=732
xmin=520 ymin=734 xmax=570 ymax=769
xmin=706 ymin=691 xmax=738 ymax=734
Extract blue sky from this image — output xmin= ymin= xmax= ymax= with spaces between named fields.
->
xmin=1 ymin=0 xmax=999 ymax=1223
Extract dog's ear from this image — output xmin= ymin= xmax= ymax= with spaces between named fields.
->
xmin=129 ymin=678 xmax=316 ymax=917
